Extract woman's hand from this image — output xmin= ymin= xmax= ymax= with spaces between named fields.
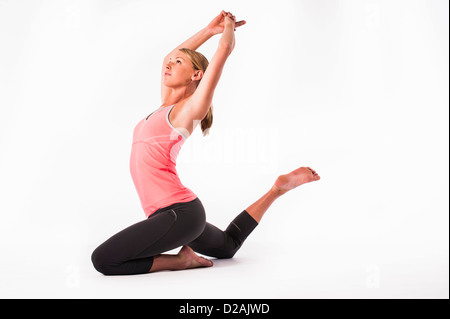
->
xmin=224 ymin=12 xmax=236 ymax=30
xmin=207 ymin=10 xmax=246 ymax=35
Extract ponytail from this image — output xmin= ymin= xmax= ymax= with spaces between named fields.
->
xmin=201 ymin=104 xmax=213 ymax=136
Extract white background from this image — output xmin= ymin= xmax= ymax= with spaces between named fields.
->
xmin=0 ymin=0 xmax=448 ymax=298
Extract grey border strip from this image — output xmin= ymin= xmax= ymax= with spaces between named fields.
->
xmin=145 ymin=104 xmax=174 ymax=121
xmin=166 ymin=105 xmax=187 ymax=140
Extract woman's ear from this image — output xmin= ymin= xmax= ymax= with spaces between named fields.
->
xmin=192 ymin=70 xmax=203 ymax=81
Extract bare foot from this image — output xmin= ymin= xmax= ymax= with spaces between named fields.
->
xmin=177 ymin=246 xmax=213 ymax=270
xmin=272 ymin=166 xmax=321 ymax=195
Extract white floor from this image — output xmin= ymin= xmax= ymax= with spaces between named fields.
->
xmin=0 ymin=160 xmax=448 ymax=299
xmin=1 ymin=228 xmax=447 ymax=299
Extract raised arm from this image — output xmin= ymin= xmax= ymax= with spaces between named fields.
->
xmin=161 ymin=28 xmax=213 ymax=102
xmin=184 ymin=13 xmax=237 ymax=120
xmin=165 ymin=29 xmax=213 ymax=61
xmin=164 ymin=10 xmax=244 ymax=57
xmin=161 ymin=11 xmax=245 ymax=103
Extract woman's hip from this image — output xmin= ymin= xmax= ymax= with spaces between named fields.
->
xmin=149 ymin=197 xmax=206 ymax=238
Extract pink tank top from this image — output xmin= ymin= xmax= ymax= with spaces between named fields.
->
xmin=129 ymin=104 xmax=197 ymax=218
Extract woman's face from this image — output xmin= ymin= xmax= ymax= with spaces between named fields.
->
xmin=164 ymin=50 xmax=201 ymax=88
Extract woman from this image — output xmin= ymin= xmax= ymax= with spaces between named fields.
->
xmin=91 ymin=11 xmax=321 ymax=275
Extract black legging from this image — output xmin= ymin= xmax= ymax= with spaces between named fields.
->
xmin=91 ymin=197 xmax=258 ymax=275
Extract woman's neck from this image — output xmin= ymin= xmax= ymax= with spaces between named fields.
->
xmin=162 ymin=85 xmax=196 ymax=107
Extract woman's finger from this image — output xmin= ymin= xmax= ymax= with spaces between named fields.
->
xmin=236 ymin=20 xmax=246 ymax=27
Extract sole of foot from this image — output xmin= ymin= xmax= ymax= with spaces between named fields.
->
xmin=273 ymin=166 xmax=320 ymax=195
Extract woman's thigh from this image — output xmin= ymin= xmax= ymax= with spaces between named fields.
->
xmin=135 ymin=198 xmax=207 ymax=258
xmin=92 ymin=197 xmax=206 ymax=266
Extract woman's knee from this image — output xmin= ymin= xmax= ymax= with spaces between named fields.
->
xmin=216 ymin=250 xmax=237 ymax=259
xmin=91 ymin=246 xmax=115 ymax=275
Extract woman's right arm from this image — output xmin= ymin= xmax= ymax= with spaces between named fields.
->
xmin=164 ymin=11 xmax=243 ymax=57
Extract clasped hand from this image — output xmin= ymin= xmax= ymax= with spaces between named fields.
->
xmin=207 ymin=10 xmax=246 ymax=35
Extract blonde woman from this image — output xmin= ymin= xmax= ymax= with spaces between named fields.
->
xmin=91 ymin=10 xmax=320 ymax=275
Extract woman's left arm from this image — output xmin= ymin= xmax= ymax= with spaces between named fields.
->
xmin=183 ymin=14 xmax=237 ymax=120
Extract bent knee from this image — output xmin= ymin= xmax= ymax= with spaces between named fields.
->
xmin=91 ymin=247 xmax=115 ymax=275
xmin=216 ymin=249 xmax=237 ymax=259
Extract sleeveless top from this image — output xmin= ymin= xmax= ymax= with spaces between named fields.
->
xmin=129 ymin=104 xmax=197 ymax=218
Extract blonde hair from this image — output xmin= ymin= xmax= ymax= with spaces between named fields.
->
xmin=179 ymin=48 xmax=213 ymax=137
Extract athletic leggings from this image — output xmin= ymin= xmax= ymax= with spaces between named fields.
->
xmin=91 ymin=197 xmax=258 ymax=275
